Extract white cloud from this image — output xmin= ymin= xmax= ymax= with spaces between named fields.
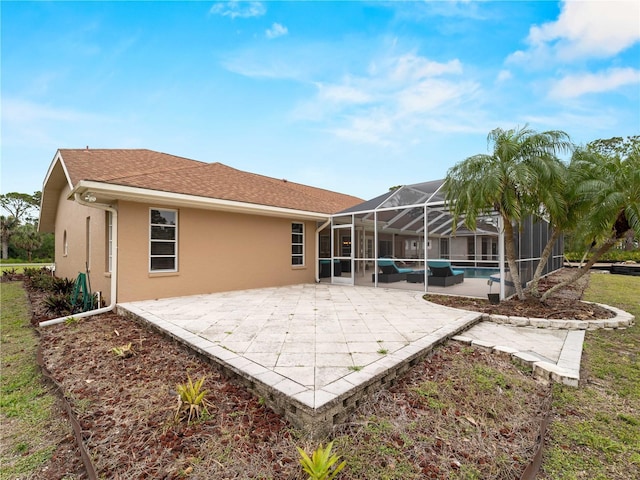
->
xmin=209 ymin=1 xmax=266 ymax=19
xmin=3 ymin=98 xmax=105 ymax=123
xmin=316 ymin=83 xmax=372 ymax=105
xmin=549 ymin=67 xmax=640 ymax=99
xmin=509 ymin=0 xmax=640 ymax=63
xmin=265 ymin=22 xmax=288 ymax=39
xmin=386 ymin=54 xmax=462 ymax=82
xmin=496 ymin=69 xmax=512 ymax=82
xmin=298 ymin=52 xmax=480 ymax=145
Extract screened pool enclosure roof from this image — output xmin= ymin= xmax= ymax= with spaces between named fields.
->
xmin=337 ymin=180 xmax=499 ymax=237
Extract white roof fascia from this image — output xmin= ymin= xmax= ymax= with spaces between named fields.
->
xmin=42 ymin=150 xmax=73 ymax=193
xmin=70 ymin=181 xmax=331 ymax=221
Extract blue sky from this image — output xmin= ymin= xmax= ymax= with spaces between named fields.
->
xmin=2 ymin=1 xmax=639 ymax=202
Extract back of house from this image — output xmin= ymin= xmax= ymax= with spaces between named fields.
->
xmin=39 ymin=148 xmax=363 ymax=304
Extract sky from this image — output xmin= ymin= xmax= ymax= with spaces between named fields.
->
xmin=2 ymin=0 xmax=639 ymax=203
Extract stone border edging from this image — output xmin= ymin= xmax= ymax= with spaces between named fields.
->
xmin=36 ymin=346 xmax=98 ymax=480
xmin=482 ymin=302 xmax=635 ymax=330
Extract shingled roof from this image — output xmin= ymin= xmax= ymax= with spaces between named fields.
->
xmin=49 ymin=148 xmax=362 ymax=216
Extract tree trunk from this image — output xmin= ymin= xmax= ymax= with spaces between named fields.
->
xmin=540 ymin=235 xmax=619 ymax=302
xmin=528 ymin=228 xmax=561 ymax=298
xmin=1 ymin=239 xmax=7 ymax=260
xmin=503 ymin=218 xmax=526 ymax=300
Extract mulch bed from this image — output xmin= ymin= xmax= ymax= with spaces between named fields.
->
xmin=425 ymin=269 xmax=614 ymax=320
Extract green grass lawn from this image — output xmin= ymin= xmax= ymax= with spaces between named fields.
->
xmin=0 ymin=282 xmax=62 ymax=479
xmin=540 ymin=273 xmax=640 ymax=479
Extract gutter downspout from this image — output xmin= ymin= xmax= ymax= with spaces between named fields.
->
xmin=315 ymin=219 xmax=331 ymax=282
xmin=40 ymin=194 xmax=118 ymax=327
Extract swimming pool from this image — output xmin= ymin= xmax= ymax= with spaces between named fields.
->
xmin=457 ymin=267 xmax=500 ymax=279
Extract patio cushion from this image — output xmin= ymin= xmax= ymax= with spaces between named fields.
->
xmin=378 ymin=259 xmax=413 ymax=274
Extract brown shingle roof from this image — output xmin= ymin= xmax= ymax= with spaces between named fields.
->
xmin=58 ymin=149 xmax=362 ymax=214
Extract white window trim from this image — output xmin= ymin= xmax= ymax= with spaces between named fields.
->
xmin=291 ymin=222 xmax=304 ymax=266
xmin=149 ymin=208 xmax=178 ymax=273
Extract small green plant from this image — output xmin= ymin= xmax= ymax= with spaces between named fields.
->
xmin=175 ymin=375 xmax=211 ymax=424
xmin=377 ymin=348 xmax=388 ymax=355
xmin=51 ymin=277 xmax=75 ymax=296
xmin=2 ymin=267 xmax=20 ymax=281
xmin=110 ymin=342 xmax=134 ymax=358
xmin=297 ymin=441 xmax=346 ymax=480
xmin=64 ymin=316 xmax=80 ymax=325
xmin=348 ymin=365 xmax=363 ymax=372
xmin=43 ymin=293 xmax=72 ymax=316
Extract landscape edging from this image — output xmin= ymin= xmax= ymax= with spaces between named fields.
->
xmin=482 ymin=302 xmax=635 ymax=330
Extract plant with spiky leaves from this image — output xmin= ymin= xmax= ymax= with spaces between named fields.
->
xmin=175 ymin=375 xmax=211 ymax=424
xmin=110 ymin=342 xmax=134 ymax=358
xmin=297 ymin=441 xmax=346 ymax=480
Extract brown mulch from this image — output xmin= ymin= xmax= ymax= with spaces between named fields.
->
xmin=426 ymin=269 xmax=614 ymax=320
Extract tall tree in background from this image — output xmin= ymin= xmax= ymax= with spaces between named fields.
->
xmin=445 ymin=126 xmax=572 ymax=300
xmin=1 ymin=215 xmax=19 ymax=259
xmin=13 ymin=224 xmax=43 ymax=262
xmin=0 ymin=191 xmax=49 ymax=260
xmin=0 ymin=192 xmax=41 ymax=224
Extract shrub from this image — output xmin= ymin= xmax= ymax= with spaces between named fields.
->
xmin=43 ymin=294 xmax=73 ymax=316
xmin=2 ymin=268 xmax=21 ymax=281
xmin=51 ymin=277 xmax=75 ymax=296
xmin=175 ymin=375 xmax=211 ymax=425
xmin=23 ymin=267 xmax=56 ymax=291
xmin=297 ymin=442 xmax=346 ymax=480
xmin=565 ymin=250 xmax=640 ymax=263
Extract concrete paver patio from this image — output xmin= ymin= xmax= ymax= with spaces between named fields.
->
xmin=117 ymin=283 xmax=584 ymax=434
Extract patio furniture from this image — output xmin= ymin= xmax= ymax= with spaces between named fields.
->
xmin=319 ymin=259 xmax=342 ymax=278
xmin=427 ymin=260 xmax=464 ymax=287
xmin=372 ymin=259 xmax=413 ymax=283
xmin=407 ymin=270 xmax=426 ymax=283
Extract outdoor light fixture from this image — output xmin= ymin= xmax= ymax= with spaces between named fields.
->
xmin=83 ymin=192 xmax=97 ymax=203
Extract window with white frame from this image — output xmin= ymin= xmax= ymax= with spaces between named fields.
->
xmin=150 ymin=209 xmax=177 ymax=272
xmin=291 ymin=222 xmax=304 ymax=266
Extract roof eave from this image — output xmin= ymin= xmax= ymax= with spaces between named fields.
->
xmin=71 ymin=181 xmax=332 ymax=221
xmin=39 ymin=150 xmax=75 ymax=232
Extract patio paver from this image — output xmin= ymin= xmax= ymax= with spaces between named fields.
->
xmin=117 ymin=283 xmax=587 ymax=434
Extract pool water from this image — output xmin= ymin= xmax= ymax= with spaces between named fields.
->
xmin=457 ymin=267 xmax=500 ymax=279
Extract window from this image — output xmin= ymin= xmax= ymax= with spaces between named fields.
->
xmin=440 ymin=238 xmax=450 ymax=259
xmin=291 ymin=222 xmax=304 ymax=266
xmin=63 ymin=230 xmax=68 ymax=256
xmin=150 ymin=209 xmax=177 ymax=272
xmin=106 ymin=212 xmax=113 ymax=272
xmin=341 ymin=235 xmax=351 ymax=257
xmin=378 ymin=240 xmax=392 ymax=257
xmin=467 ymin=237 xmax=475 ymax=260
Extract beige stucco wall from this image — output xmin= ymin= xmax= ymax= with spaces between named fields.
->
xmin=53 ymin=186 xmax=111 ymax=303
xmin=116 ymin=201 xmax=318 ymax=302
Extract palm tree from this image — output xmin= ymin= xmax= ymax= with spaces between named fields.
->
xmin=528 ymin=157 xmax=592 ymax=297
xmin=1 ymin=215 xmax=19 ymax=260
xmin=445 ymin=126 xmax=572 ymax=300
xmin=14 ymin=224 xmax=43 ymax=262
xmin=540 ymin=144 xmax=640 ymax=301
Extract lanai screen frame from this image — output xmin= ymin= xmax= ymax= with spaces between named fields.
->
xmin=323 ymin=180 xmax=563 ymax=300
